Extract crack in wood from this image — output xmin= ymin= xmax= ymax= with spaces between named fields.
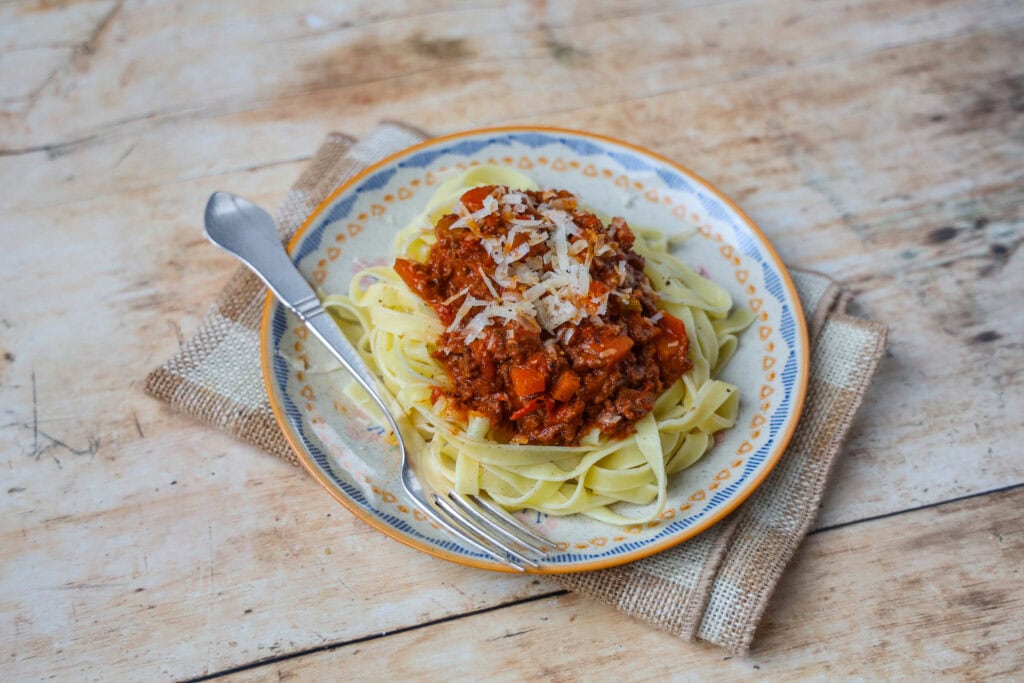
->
xmin=24 ymin=368 xmax=100 ymax=460
xmin=113 ymin=142 xmax=135 ymax=168
xmin=72 ymin=0 xmax=123 ymax=68
xmin=179 ymin=590 xmax=567 ymax=683
xmin=36 ymin=429 xmax=100 ymax=458
xmin=1 ymin=1 xmax=124 ymax=125
xmin=0 ymin=2 xmax=118 ymax=125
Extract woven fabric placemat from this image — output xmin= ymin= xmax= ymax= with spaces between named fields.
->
xmin=145 ymin=123 xmax=886 ymax=654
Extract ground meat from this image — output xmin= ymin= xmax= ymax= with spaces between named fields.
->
xmin=395 ymin=185 xmax=692 ymax=446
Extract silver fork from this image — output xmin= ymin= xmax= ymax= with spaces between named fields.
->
xmin=203 ymin=192 xmax=553 ymax=571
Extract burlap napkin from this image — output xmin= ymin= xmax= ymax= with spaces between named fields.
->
xmin=145 ymin=123 xmax=886 ymax=654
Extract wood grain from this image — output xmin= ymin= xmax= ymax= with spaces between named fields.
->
xmin=4 ymin=0 xmax=1022 ymax=211
xmin=0 ymin=0 xmax=1021 ymax=679
xmin=223 ymin=487 xmax=1024 ymax=682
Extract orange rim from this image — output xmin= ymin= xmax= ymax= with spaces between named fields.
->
xmin=260 ymin=126 xmax=810 ymax=574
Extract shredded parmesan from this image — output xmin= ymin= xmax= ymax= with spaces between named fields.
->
xmin=543 ymin=209 xmax=573 ymax=273
xmin=500 ymin=191 xmax=531 ymax=209
xmin=511 ymin=263 xmax=540 ymax=286
xmin=506 ymin=242 xmax=532 ymax=263
xmin=451 ymin=194 xmax=499 ymax=230
xmin=461 ymin=300 xmax=538 ymax=343
xmin=491 ymin=262 xmax=515 ymax=289
xmin=447 ymin=295 xmax=488 ymax=332
xmin=442 ymin=286 xmax=470 ymax=306
xmin=477 ymin=266 xmax=498 ymax=298
xmin=436 ymin=185 xmax=649 ymax=340
xmin=615 ymin=260 xmax=628 ymax=284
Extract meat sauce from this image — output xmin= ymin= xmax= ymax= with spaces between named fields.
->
xmin=394 ymin=185 xmax=691 ymax=446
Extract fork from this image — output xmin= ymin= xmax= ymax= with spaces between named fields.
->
xmin=203 ymin=192 xmax=553 ymax=571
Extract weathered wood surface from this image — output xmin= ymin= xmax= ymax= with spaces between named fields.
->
xmin=1 ymin=0 xmax=1021 ymax=680
xmin=224 ymin=487 xmax=1024 ymax=682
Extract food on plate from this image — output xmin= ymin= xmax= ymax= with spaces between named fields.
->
xmin=323 ymin=167 xmax=752 ymax=524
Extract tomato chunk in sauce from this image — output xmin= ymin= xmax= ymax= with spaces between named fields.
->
xmin=395 ymin=185 xmax=691 ymax=446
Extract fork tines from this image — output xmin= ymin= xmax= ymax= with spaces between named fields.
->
xmin=430 ymin=492 xmax=553 ymax=571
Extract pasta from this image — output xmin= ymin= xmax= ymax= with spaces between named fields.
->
xmin=322 ymin=167 xmax=752 ymax=524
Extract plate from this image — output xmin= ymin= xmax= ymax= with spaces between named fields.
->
xmin=260 ymin=127 xmax=809 ymax=573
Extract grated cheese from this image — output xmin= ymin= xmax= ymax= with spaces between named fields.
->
xmin=543 ymin=209 xmax=573 ymax=273
xmin=442 ymin=286 xmax=470 ymax=305
xmin=439 ymin=185 xmax=647 ymax=340
xmin=615 ymin=259 xmax=628 ymax=285
xmin=447 ymin=295 xmax=488 ymax=333
xmin=451 ymin=194 xmax=499 ymax=230
xmin=477 ymin=267 xmax=499 ymax=298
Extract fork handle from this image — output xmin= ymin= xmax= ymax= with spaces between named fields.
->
xmin=303 ymin=306 xmax=398 ymax=428
xmin=273 ymin=279 xmax=402 ymax=444
xmin=204 ymin=191 xmax=406 ymax=459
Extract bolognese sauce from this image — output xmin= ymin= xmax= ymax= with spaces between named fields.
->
xmin=394 ymin=185 xmax=692 ymax=446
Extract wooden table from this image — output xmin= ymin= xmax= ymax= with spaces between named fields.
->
xmin=2 ymin=1 xmax=1021 ymax=679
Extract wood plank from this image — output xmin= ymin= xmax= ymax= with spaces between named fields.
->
xmin=3 ymin=0 xmax=1021 ymax=211
xmin=222 ymin=486 xmax=1024 ymax=681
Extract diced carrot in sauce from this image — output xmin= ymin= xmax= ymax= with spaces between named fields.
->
xmin=656 ymin=312 xmax=691 ymax=374
xmin=655 ymin=337 xmax=686 ymax=373
xmin=509 ymin=366 xmax=546 ymax=398
xmin=595 ymin=335 xmax=634 ymax=365
xmin=393 ymin=258 xmax=426 ymax=297
xmin=460 ymin=185 xmax=496 ymax=212
xmin=659 ymin=311 xmax=687 ymax=338
xmin=551 ymin=370 xmax=581 ymax=402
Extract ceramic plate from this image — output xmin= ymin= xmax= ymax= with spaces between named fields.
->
xmin=261 ymin=127 xmax=809 ymax=573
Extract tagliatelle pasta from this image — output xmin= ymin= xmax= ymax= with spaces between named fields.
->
xmin=321 ymin=167 xmax=752 ymax=524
